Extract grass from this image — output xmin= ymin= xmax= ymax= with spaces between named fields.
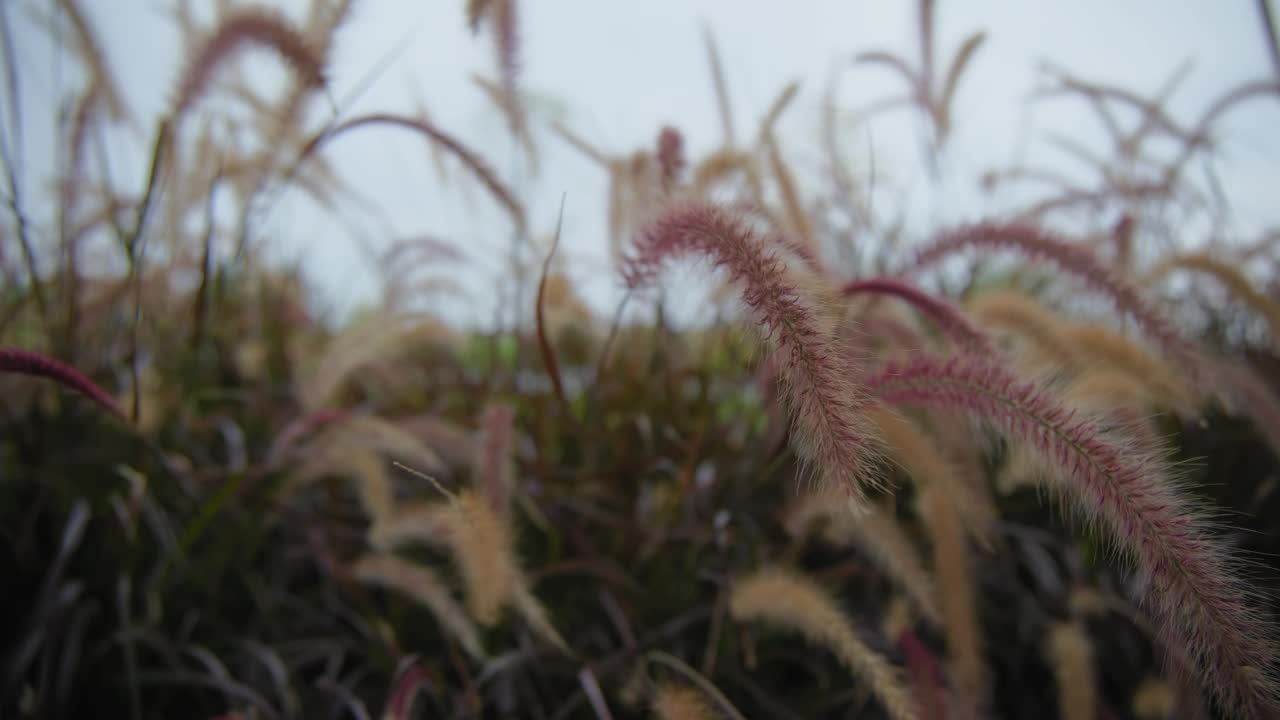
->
xmin=3 ymin=1 xmax=1280 ymax=718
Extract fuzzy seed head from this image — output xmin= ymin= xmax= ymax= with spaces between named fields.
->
xmin=624 ymin=202 xmax=884 ymax=509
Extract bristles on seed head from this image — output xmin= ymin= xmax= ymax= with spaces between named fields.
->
xmin=624 ymin=202 xmax=884 ymax=510
xmin=448 ymin=491 xmax=516 ymax=625
xmin=868 ymin=353 xmax=1280 ymax=717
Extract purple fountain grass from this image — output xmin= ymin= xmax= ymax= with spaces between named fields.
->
xmin=723 ymin=201 xmax=827 ymax=277
xmin=1 ymin=346 xmax=124 ymax=419
xmin=173 ymin=8 xmax=325 ymax=114
xmin=624 ymin=202 xmax=885 ymax=509
xmin=297 ymin=113 xmax=527 ymax=233
xmin=864 ymin=353 xmax=1279 ymax=718
xmin=900 ymin=222 xmax=1199 ymax=379
xmin=843 ymin=277 xmax=992 ymax=353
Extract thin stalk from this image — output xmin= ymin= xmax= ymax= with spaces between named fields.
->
xmin=535 ymin=194 xmax=570 ymax=419
xmin=125 ymin=120 xmax=171 ymax=425
xmin=190 ymin=171 xmax=222 ymax=351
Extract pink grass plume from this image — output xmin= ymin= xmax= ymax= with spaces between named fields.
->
xmin=901 ymin=222 xmax=1199 ymax=379
xmin=842 ymin=276 xmax=992 ymax=353
xmin=1 ymin=346 xmax=124 ymax=419
xmin=866 ymin=353 xmax=1280 ymax=717
xmin=623 ymin=202 xmax=884 ymax=510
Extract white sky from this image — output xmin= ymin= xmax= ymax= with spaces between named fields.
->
xmin=8 ymin=1 xmax=1280 ymax=328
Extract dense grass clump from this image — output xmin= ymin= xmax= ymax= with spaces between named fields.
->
xmin=4 ymin=1 xmax=1280 ymax=718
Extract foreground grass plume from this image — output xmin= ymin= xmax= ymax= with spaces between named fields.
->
xmin=624 ymin=202 xmax=886 ymax=511
xmin=867 ymin=353 xmax=1280 ymax=717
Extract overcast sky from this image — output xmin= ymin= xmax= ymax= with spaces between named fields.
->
xmin=10 ymin=1 xmax=1280 ymax=327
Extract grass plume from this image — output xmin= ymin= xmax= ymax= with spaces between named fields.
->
xmin=903 ymin=222 xmax=1199 ymax=378
xmin=729 ymin=567 xmax=918 ymax=720
xmin=1 ymin=346 xmax=123 ymax=419
xmin=173 ymin=8 xmax=325 ymax=114
xmin=1046 ymin=621 xmax=1096 ymax=720
xmin=844 ymin=277 xmax=992 ymax=353
xmin=297 ymin=113 xmax=527 ymax=234
xmin=350 ymin=553 xmax=486 ymax=660
xmin=918 ymin=483 xmax=984 ymax=719
xmin=6 ymin=4 xmax=1280 ymax=717
xmin=1143 ymin=252 xmax=1280 ymax=347
xmin=785 ymin=487 xmax=944 ymax=626
xmin=376 ymin=490 xmax=515 ymax=626
xmin=624 ymin=202 xmax=884 ymax=509
xmin=866 ymin=353 xmax=1280 ymax=717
